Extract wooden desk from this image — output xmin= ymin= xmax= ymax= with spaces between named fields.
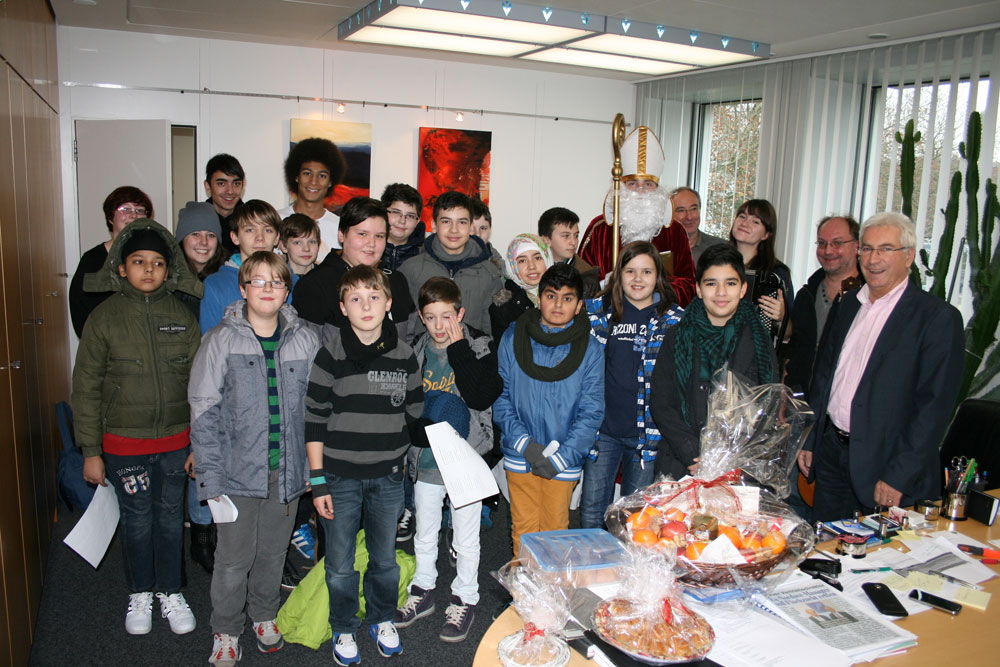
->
xmin=473 ymin=515 xmax=1000 ymax=666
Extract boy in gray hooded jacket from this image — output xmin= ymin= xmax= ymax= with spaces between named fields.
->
xmin=189 ymin=251 xmax=320 ymax=667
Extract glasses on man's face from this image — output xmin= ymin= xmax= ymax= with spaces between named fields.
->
xmin=387 ymin=209 xmax=419 ymax=223
xmin=244 ymin=279 xmax=288 ymax=290
xmin=117 ymin=206 xmax=147 ymax=217
xmin=859 ymin=245 xmax=909 ymax=257
xmin=815 ymin=239 xmax=855 ymax=250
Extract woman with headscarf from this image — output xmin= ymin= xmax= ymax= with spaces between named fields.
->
xmin=489 ymin=233 xmax=553 ymax=344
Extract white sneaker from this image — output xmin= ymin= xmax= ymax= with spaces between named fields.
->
xmin=253 ymin=619 xmax=284 ymax=653
xmin=209 ymin=633 xmax=241 ymax=666
xmin=157 ymin=592 xmax=196 ymax=634
xmin=333 ymin=633 xmax=360 ymax=666
xmin=369 ymin=620 xmax=402 ymax=657
xmin=125 ymin=592 xmax=154 ymax=635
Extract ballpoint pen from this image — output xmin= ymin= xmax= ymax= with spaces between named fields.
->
xmin=851 ymin=567 xmax=893 ymax=573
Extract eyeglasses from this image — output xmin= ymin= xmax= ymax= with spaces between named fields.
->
xmin=859 ymin=245 xmax=910 ymax=257
xmin=387 ymin=209 xmax=419 ymax=223
xmin=117 ymin=206 xmax=147 ymax=217
xmin=244 ymin=279 xmax=288 ymax=290
xmin=815 ymin=240 xmax=856 ymax=249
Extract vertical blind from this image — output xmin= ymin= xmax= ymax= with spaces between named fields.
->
xmin=635 ymin=28 xmax=998 ymax=319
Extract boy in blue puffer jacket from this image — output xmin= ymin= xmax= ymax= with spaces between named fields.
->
xmin=492 ymin=264 xmax=604 ymax=558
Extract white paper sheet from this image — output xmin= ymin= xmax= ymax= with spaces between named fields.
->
xmin=426 ymin=422 xmax=500 ymax=508
xmin=63 ymin=481 xmax=120 ymax=568
xmin=208 ymin=495 xmax=239 ymax=523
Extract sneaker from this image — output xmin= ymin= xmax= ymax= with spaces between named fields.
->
xmin=280 ymin=559 xmax=304 ymax=591
xmin=253 ymin=619 xmax=284 ymax=653
xmin=393 ymin=585 xmax=436 ymax=628
xmin=209 ymin=633 xmax=241 ymax=667
xmin=332 ymin=633 xmax=360 ymax=666
xmin=369 ymin=621 xmax=403 ymax=657
xmin=396 ymin=508 xmax=414 ymax=543
xmin=290 ymin=522 xmax=316 ymax=560
xmin=157 ymin=592 xmax=196 ymax=634
xmin=125 ymin=591 xmax=154 ymax=635
xmin=439 ymin=595 xmax=475 ymax=643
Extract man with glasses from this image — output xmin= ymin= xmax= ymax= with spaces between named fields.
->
xmin=671 ymin=187 xmax=726 ymax=265
xmin=798 ymin=213 xmax=964 ymax=522
xmin=380 ymin=183 xmax=425 ymax=271
xmin=786 ymin=216 xmax=863 ymax=398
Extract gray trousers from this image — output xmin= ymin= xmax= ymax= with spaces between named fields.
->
xmin=210 ymin=470 xmax=299 ymax=635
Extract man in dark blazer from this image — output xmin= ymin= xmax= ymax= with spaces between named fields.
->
xmin=798 ymin=212 xmax=964 ymax=522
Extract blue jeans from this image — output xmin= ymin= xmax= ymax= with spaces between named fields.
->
xmin=187 ymin=478 xmax=213 ymax=525
xmin=321 ymin=469 xmax=404 ymax=634
xmin=580 ymin=434 xmax=654 ymax=529
xmin=105 ymin=447 xmax=188 ymax=593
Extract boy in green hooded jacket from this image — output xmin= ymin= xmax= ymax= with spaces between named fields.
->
xmin=72 ymin=218 xmax=202 ymax=638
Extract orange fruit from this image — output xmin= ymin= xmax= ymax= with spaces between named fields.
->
xmin=718 ymin=525 xmax=742 ymax=549
xmin=685 ymin=541 xmax=708 ymax=560
xmin=632 ymin=529 xmax=658 ymax=546
xmin=743 ymin=534 xmax=763 ymax=551
xmin=626 ymin=506 xmax=658 ymax=531
xmin=663 ymin=507 xmax=687 ymax=521
xmin=762 ymin=530 xmax=786 ymax=554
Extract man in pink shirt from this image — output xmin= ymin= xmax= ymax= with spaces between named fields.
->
xmin=798 ymin=213 xmax=964 ymax=522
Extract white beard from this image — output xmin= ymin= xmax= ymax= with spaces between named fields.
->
xmin=603 ymin=186 xmax=673 ymax=245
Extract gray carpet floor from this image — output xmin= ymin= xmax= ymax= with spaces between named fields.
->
xmin=30 ymin=497 xmax=529 ymax=667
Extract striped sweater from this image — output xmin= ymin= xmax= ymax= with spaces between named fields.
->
xmin=304 ymin=326 xmax=423 ymax=479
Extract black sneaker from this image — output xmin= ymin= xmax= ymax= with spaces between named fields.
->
xmin=394 ymin=585 xmax=435 ymax=628
xmin=396 ymin=508 xmax=414 ymax=543
xmin=280 ymin=559 xmax=304 ymax=591
xmin=439 ymin=595 xmax=475 ymax=643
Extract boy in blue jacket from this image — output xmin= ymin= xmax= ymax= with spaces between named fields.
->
xmin=492 ymin=264 xmax=604 ymax=558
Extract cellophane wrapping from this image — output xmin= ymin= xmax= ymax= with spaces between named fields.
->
xmin=698 ymin=367 xmax=814 ymax=498
xmin=494 ymin=560 xmax=572 ymax=666
xmin=591 ymin=547 xmax=715 ymax=664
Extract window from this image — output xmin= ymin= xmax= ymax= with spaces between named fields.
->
xmin=873 ymin=79 xmax=998 ymax=254
xmin=695 ymin=99 xmax=763 ymax=238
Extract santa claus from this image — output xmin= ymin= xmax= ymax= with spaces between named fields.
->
xmin=578 ymin=126 xmax=695 ymax=306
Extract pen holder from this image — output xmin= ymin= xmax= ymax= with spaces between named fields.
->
xmin=943 ymin=492 xmax=967 ymax=521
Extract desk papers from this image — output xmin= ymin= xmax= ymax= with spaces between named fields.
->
xmin=63 ymin=481 xmax=119 ymax=568
xmin=425 ymin=422 xmax=499 ymax=508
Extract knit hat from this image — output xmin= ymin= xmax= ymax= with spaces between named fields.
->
xmin=121 ymin=228 xmax=171 ymax=260
xmin=423 ymin=391 xmax=470 ymax=440
xmin=175 ymin=201 xmax=222 ymax=242
xmin=505 ymin=233 xmax=553 ymax=304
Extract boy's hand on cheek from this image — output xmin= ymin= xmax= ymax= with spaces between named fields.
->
xmin=445 ymin=318 xmax=464 ymax=345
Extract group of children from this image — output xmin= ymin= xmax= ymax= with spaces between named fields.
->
xmin=72 ymin=178 xmax=775 ymax=666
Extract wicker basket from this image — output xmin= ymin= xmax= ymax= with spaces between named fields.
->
xmin=675 ymin=551 xmax=786 ymax=587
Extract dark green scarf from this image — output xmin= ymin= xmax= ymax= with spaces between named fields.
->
xmin=673 ymin=298 xmax=774 ymax=425
xmin=513 ymin=309 xmax=590 ymax=381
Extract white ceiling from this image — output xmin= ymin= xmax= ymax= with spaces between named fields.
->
xmin=51 ymin=0 xmax=1000 ymax=80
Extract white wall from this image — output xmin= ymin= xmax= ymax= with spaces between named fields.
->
xmin=57 ymin=25 xmax=635 ymax=355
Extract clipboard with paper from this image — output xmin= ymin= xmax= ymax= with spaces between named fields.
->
xmin=424 ymin=422 xmax=500 ymax=508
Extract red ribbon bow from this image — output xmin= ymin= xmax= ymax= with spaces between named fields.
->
xmin=522 ymin=622 xmax=545 ymax=642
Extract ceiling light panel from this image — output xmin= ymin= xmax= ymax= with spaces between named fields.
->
xmin=346 ymin=25 xmax=537 ymax=57
xmin=574 ymin=34 xmax=758 ymax=67
xmin=374 ymin=7 xmax=592 ymax=45
xmin=521 ymin=48 xmax=695 ymax=76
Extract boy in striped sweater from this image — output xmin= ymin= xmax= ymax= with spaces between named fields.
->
xmin=305 ymin=265 xmax=423 ymax=666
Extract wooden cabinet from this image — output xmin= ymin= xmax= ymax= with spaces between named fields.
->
xmin=0 ymin=1 xmax=68 ymax=663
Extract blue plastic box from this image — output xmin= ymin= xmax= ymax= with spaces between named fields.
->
xmin=519 ymin=529 xmax=628 ymax=586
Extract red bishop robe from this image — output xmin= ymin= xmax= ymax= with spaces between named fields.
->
xmin=578 ymin=215 xmax=696 ymax=306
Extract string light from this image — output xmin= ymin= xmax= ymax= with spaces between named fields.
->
xmin=337 ymin=102 xmax=346 ymax=113
xmin=455 ymin=111 xmax=464 ymax=121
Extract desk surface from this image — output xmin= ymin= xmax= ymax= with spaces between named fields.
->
xmin=473 ymin=515 xmax=1000 ymax=666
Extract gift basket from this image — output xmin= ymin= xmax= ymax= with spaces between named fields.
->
xmin=591 ymin=548 xmax=715 ymax=664
xmin=606 ymin=369 xmax=816 ymax=588
xmin=494 ymin=560 xmax=573 ymax=667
